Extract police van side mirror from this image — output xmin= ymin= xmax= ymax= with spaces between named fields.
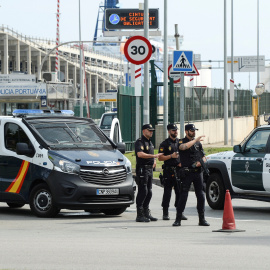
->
xmin=116 ymin=142 xmax=126 ymax=154
xmin=233 ymin=145 xmax=242 ymax=153
xmin=16 ymin=143 xmax=35 ymax=157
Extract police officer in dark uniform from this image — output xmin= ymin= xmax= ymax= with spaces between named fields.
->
xmin=158 ymin=123 xmax=187 ymax=221
xmin=173 ymin=124 xmax=210 ymax=227
xmin=135 ymin=124 xmax=163 ymax=222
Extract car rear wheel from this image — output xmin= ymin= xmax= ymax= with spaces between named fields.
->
xmin=7 ymin=203 xmax=25 ymax=208
xmin=101 ymin=207 xmax=127 ymax=216
xmin=206 ymin=173 xmax=225 ymax=210
xmin=29 ymin=183 xmax=60 ymax=218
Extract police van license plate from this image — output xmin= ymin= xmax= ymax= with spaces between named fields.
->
xmin=96 ymin=189 xmax=119 ymax=195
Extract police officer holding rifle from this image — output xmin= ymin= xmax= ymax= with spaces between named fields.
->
xmin=158 ymin=123 xmax=187 ymax=221
xmin=173 ymin=124 xmax=210 ymax=227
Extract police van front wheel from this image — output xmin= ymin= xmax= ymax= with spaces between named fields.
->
xmin=30 ymin=183 xmax=60 ymax=218
xmin=206 ymin=173 xmax=225 ymax=210
xmin=102 ymin=207 xmax=127 ymax=216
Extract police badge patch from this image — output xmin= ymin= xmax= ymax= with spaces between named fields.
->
xmin=160 ymin=148 xmax=164 ymax=152
xmin=146 ymin=146 xmax=149 ymax=150
xmin=141 ymin=146 xmax=144 ymax=150
xmin=169 ymin=146 xmax=171 ymax=151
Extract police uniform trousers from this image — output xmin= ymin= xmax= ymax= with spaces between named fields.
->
xmin=162 ymin=169 xmax=180 ymax=209
xmin=136 ymin=167 xmax=153 ymax=209
xmin=177 ymin=171 xmax=205 ymax=214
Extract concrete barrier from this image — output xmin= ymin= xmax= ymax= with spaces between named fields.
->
xmin=155 ymin=115 xmax=264 ymax=147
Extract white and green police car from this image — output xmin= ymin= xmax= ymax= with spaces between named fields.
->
xmin=0 ymin=109 xmax=134 ymax=217
xmin=206 ymin=123 xmax=270 ymax=209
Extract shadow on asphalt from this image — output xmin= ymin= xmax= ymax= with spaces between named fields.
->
xmin=1 ymin=203 xmax=270 ymax=221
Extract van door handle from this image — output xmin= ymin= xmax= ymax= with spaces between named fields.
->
xmin=256 ymin=158 xmax=263 ymax=162
xmin=0 ymin=162 xmax=8 ymax=166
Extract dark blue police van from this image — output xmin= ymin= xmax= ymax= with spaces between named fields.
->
xmin=0 ymin=109 xmax=134 ymax=217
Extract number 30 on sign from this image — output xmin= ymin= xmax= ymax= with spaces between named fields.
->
xmin=124 ymin=36 xmax=152 ymax=65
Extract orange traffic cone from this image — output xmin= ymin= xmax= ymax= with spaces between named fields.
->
xmin=213 ymin=190 xmax=245 ymax=233
xmin=222 ymin=190 xmax=236 ymax=230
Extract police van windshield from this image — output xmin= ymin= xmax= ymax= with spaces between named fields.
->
xmin=28 ymin=119 xmax=113 ymax=150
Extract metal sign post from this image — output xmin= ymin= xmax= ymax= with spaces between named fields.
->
xmin=172 ymin=48 xmax=193 ymax=138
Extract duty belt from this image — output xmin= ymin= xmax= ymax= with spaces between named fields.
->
xmin=163 ymin=166 xmax=179 ymax=174
xmin=141 ymin=165 xmax=153 ymax=169
xmin=182 ymin=167 xmax=200 ymax=173
xmin=164 ymin=166 xmax=177 ymax=170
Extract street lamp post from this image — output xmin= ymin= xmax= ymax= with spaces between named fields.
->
xmin=224 ymin=0 xmax=228 ymax=145
xmin=230 ymin=0 xmax=234 ymax=146
xmin=257 ymin=0 xmax=260 ymax=126
xmin=163 ymin=0 xmax=168 ymax=139
xmin=79 ymin=0 xmax=83 ymax=118
xmin=143 ymin=0 xmax=149 ymax=124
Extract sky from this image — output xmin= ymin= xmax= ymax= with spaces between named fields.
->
xmin=1 ymin=0 xmax=270 ymax=90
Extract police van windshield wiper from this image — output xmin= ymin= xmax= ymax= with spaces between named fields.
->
xmin=65 ymin=123 xmax=82 ymax=142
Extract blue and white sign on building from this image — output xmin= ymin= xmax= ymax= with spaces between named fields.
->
xmin=0 ymin=83 xmax=47 ymax=97
xmin=41 ymin=96 xmax=47 ymax=107
xmin=173 ymin=50 xmax=193 ymax=72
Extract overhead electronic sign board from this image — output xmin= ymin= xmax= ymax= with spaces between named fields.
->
xmin=105 ymin=8 xmax=159 ymax=30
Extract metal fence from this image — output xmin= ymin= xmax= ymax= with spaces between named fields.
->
xmin=117 ymin=87 xmax=143 ymax=149
xmin=259 ymin=91 xmax=270 ymax=115
xmin=74 ymin=104 xmax=105 ymax=120
xmin=172 ymin=87 xmax=253 ymax=122
xmin=117 ymin=85 xmax=270 ymax=149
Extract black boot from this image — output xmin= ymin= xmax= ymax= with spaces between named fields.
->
xmin=163 ymin=208 xmax=170 ymax=220
xmin=136 ymin=207 xmax=150 ymax=222
xmin=198 ymin=212 xmax=210 ymax=226
xmin=172 ymin=213 xmax=182 ymax=226
xmin=144 ymin=208 xmax=158 ymax=221
xmin=181 ymin=213 xmax=188 ymax=220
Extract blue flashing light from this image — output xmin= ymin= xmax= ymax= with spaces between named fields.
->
xmin=56 ymin=110 xmax=74 ymax=116
xmin=12 ymin=109 xmax=74 ymax=117
xmin=13 ymin=109 xmax=44 ymax=116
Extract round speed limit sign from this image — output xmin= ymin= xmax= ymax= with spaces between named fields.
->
xmin=124 ymin=36 xmax=152 ymax=65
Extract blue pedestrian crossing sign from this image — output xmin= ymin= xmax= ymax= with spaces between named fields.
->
xmin=173 ymin=50 xmax=193 ymax=72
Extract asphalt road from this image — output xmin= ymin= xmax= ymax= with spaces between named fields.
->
xmin=1 ymin=185 xmax=270 ymax=270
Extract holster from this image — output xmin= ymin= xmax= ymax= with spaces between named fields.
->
xmin=135 ymin=166 xmax=145 ymax=185
xmin=159 ymin=173 xmax=164 ymax=186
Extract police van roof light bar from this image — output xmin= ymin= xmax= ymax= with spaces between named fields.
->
xmin=12 ymin=109 xmax=74 ymax=117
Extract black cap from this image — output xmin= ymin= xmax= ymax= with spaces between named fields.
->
xmin=142 ymin=124 xmax=155 ymax=131
xmin=185 ymin=124 xmax=198 ymax=131
xmin=167 ymin=123 xmax=178 ymax=131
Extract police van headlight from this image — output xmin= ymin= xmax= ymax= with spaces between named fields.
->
xmin=49 ymin=154 xmax=80 ymax=175
xmin=124 ymin=156 xmax=132 ymax=174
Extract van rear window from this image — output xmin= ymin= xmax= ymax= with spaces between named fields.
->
xmin=100 ymin=114 xmax=117 ymax=129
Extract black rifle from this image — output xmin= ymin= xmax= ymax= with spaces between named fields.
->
xmin=191 ymin=149 xmax=209 ymax=176
xmin=197 ymin=149 xmax=210 ymax=176
xmin=173 ymin=167 xmax=182 ymax=192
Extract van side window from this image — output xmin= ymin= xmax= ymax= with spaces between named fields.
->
xmin=4 ymin=123 xmax=31 ymax=152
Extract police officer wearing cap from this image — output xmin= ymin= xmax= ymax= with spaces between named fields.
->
xmin=135 ymin=124 xmax=163 ymax=222
xmin=173 ymin=124 xmax=210 ymax=227
xmin=158 ymin=123 xmax=187 ymax=221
